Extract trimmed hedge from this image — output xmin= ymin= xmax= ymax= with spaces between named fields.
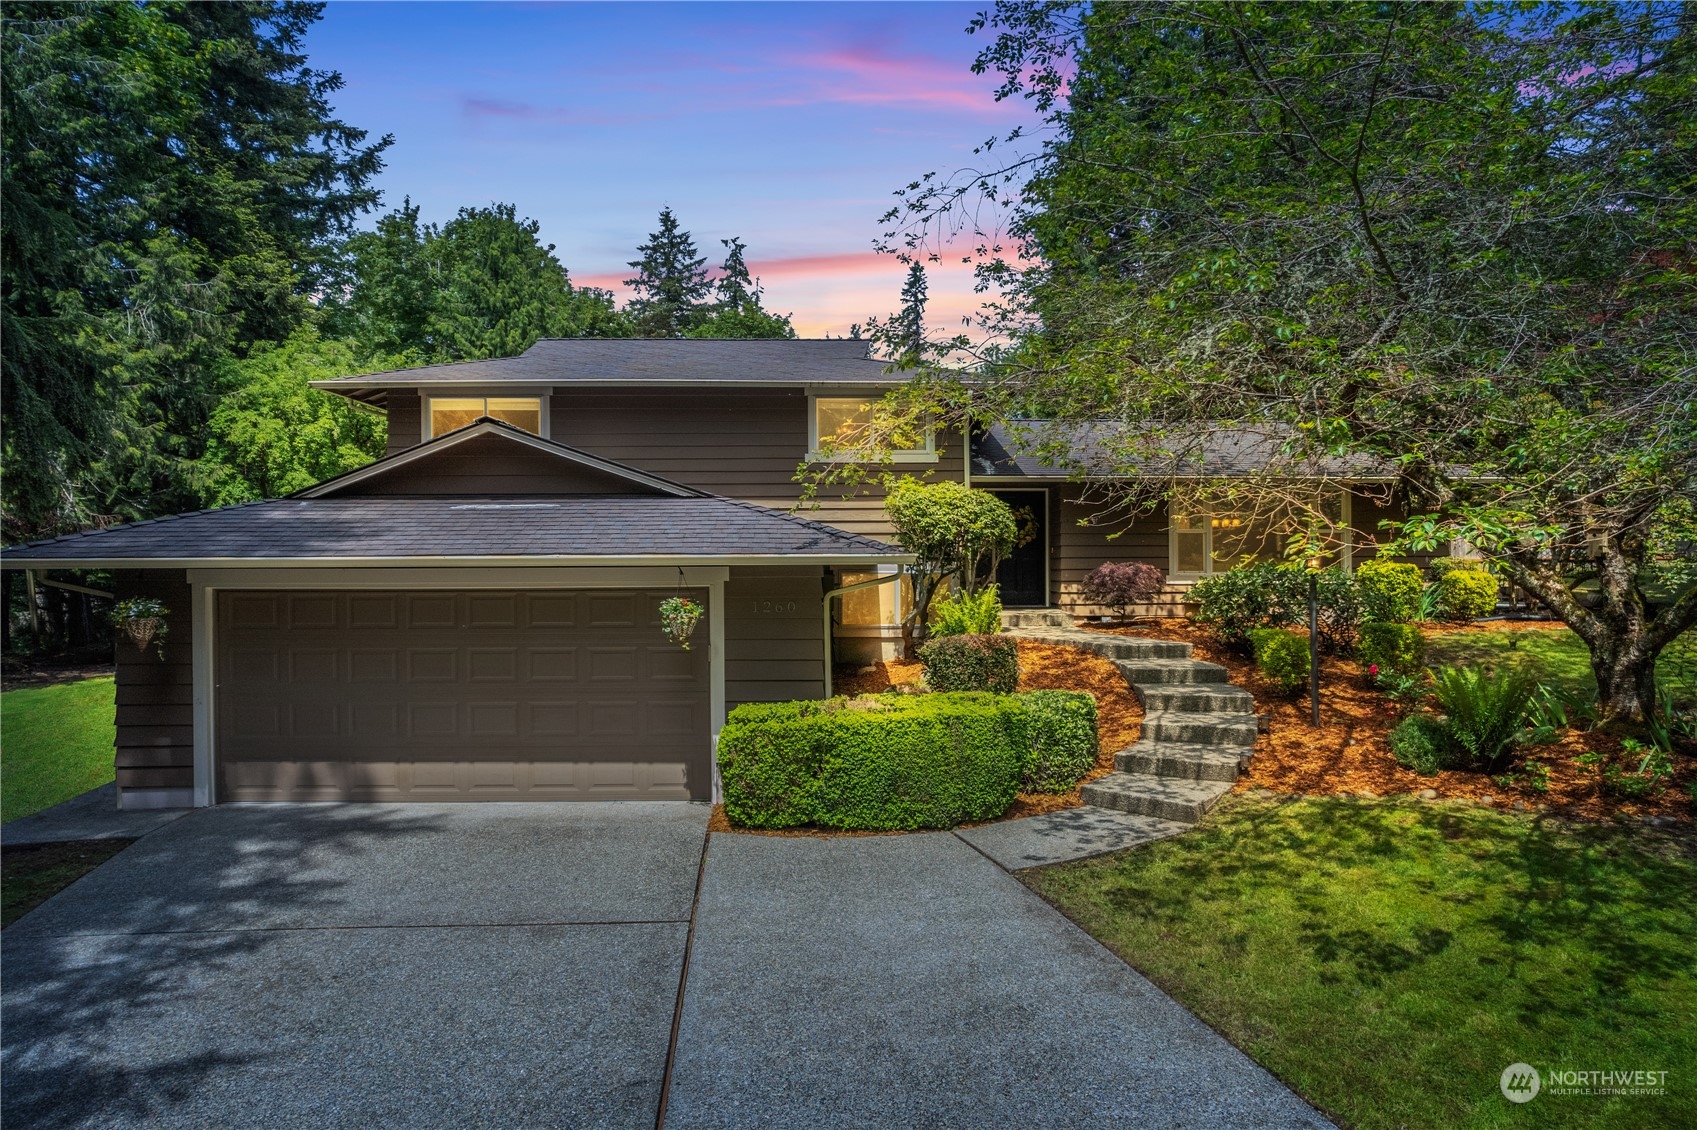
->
xmin=919 ymin=633 xmax=1019 ymax=693
xmin=1358 ymin=622 xmax=1426 ymax=674
xmin=1016 ymin=690 xmax=1099 ymax=793
xmin=1247 ymin=627 xmax=1311 ymax=693
xmin=1356 ymin=559 xmax=1424 ymax=623
xmin=716 ymin=690 xmax=1097 ymax=829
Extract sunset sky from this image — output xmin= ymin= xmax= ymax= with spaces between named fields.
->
xmin=305 ymin=1 xmax=1049 ymax=338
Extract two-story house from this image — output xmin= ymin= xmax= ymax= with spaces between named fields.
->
xmin=3 ymin=338 xmax=1404 ymax=810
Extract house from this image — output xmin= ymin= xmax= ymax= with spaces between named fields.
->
xmin=2 ymin=338 xmax=1409 ymax=811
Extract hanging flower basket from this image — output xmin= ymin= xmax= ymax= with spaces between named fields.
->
xmin=111 ymin=597 xmax=169 ymax=659
xmin=658 ymin=596 xmax=703 ymax=650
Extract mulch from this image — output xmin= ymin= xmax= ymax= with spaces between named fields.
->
xmin=1092 ymin=619 xmax=1694 ymax=825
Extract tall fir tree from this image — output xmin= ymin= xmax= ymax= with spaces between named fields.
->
xmin=894 ymin=262 xmax=929 ymax=361
xmin=1 ymin=0 xmax=388 ymax=538
xmin=686 ymin=237 xmax=795 ymax=339
xmin=623 ymin=208 xmax=712 ymax=337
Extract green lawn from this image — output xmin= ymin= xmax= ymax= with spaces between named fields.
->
xmin=1426 ymin=626 xmax=1697 ymax=705
xmin=1 ymin=676 xmax=116 ymax=824
xmin=1027 ymin=794 xmax=1696 ymax=1130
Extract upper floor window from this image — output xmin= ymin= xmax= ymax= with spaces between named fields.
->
xmin=809 ymin=396 xmax=935 ymax=463
xmin=427 ymin=397 xmax=543 ymax=439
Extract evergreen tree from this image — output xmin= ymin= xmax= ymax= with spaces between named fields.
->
xmin=1 ymin=0 xmax=388 ymax=538
xmin=623 ymin=208 xmax=712 ymax=337
xmin=894 ymin=263 xmax=928 ymax=360
xmin=687 ymin=237 xmax=795 ymax=339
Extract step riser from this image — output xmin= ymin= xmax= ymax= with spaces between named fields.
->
xmin=1115 ymin=750 xmax=1243 ymax=782
xmin=1008 ymin=631 xmax=1191 ymax=660
xmin=1142 ymin=718 xmax=1258 ymax=747
xmin=1081 ymin=782 xmax=1226 ymax=824
xmin=1001 ymin=610 xmax=1073 ymax=629
xmin=1115 ymin=661 xmax=1229 ymax=685
xmin=1135 ymin=687 xmax=1255 ymax=713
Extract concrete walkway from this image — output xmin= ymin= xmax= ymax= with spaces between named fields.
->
xmin=3 ymin=804 xmax=1330 ymax=1129
xmin=1 ymin=783 xmax=190 ymax=846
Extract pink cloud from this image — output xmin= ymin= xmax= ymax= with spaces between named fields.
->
xmin=460 ymin=97 xmax=647 ymax=127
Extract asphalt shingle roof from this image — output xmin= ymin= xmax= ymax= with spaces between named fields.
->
xmin=312 ymin=338 xmax=903 ymax=399
xmin=973 ymin=422 xmax=1393 ymax=480
xmin=2 ymin=496 xmax=904 ymax=564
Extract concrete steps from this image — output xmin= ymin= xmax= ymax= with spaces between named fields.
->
xmin=1001 ymin=614 xmax=1257 ymax=831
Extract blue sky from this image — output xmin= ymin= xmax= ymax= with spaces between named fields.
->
xmin=305 ymin=1 xmax=1046 ymax=336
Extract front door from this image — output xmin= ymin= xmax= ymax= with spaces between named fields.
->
xmin=988 ymin=491 xmax=1047 ymax=607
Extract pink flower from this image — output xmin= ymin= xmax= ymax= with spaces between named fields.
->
xmin=1369 ymin=664 xmax=1380 ymax=676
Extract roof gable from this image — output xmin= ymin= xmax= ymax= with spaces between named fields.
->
xmin=300 ymin=419 xmax=704 ymax=499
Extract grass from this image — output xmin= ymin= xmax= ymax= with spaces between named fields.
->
xmin=1026 ymin=793 xmax=1697 ymax=1130
xmin=1425 ymin=626 xmax=1697 ymax=706
xmin=1 ymin=839 xmax=134 ymax=928
xmin=1 ymin=676 xmax=116 ymax=824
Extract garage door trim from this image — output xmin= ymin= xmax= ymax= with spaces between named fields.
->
xmin=187 ymin=566 xmax=728 ymax=807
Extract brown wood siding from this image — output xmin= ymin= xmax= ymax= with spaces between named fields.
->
xmin=113 ymin=570 xmax=194 ymax=794
xmin=339 ymin=432 xmax=656 ymax=497
xmin=1051 ymin=488 xmax=1183 ymax=616
xmin=386 ymin=390 xmax=422 ymax=455
xmin=724 ymin=565 xmax=825 ymax=707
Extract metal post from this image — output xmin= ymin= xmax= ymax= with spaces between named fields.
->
xmin=24 ymin=569 xmax=44 ymax=642
xmin=1308 ymin=571 xmax=1321 ymax=727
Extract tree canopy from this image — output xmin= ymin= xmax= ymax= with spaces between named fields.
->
xmin=624 ymin=207 xmax=713 ymax=337
xmin=880 ymin=0 xmax=1696 ymax=720
xmin=1 ymin=0 xmax=389 ymax=540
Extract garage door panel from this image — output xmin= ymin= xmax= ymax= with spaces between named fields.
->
xmin=217 ymin=589 xmax=709 ymax=801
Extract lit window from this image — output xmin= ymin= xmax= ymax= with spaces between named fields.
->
xmin=427 ymin=397 xmax=542 ymax=438
xmin=811 ymin=397 xmax=933 ymax=462
xmin=1171 ymin=493 xmax=1351 ymax=576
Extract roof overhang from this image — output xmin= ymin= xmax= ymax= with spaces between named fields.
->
xmin=1 ymin=553 xmax=914 ymax=571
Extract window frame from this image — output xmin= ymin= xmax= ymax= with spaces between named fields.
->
xmin=423 ymin=392 xmax=550 ymax=440
xmin=1168 ymin=490 xmax=1354 ymax=578
xmin=806 ymin=392 xmax=936 ymax=464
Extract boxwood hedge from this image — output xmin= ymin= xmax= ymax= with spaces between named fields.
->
xmin=717 ymin=690 xmax=1097 ymax=830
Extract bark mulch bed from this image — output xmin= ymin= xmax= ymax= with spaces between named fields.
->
xmin=710 ymin=640 xmax=1142 ymax=834
xmin=1090 ymin=618 xmax=1694 ymax=826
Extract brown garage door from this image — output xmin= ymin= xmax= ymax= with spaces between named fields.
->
xmin=216 ymin=589 xmax=710 ymax=802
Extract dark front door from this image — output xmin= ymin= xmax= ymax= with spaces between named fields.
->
xmin=989 ymin=491 xmax=1048 ymax=607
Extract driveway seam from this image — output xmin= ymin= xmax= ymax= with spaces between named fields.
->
xmin=655 ymin=824 xmax=712 ymax=1130
xmin=9 ymin=918 xmax=691 ymax=940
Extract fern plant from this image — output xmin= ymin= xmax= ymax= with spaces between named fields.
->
xmin=1430 ymin=666 xmax=1538 ymax=772
xmin=929 ymin=585 xmax=1005 ymax=637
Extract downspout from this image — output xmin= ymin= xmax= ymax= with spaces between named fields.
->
xmin=822 ymin=571 xmax=907 ymax=698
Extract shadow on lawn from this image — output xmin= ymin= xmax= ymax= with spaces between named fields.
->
xmin=0 ymin=805 xmax=448 ymax=1130
xmin=1106 ymin=797 xmax=1693 ymax=1001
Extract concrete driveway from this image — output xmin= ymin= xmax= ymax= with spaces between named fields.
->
xmin=3 ymin=805 xmax=1329 ymax=1129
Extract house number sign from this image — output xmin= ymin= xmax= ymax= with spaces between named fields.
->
xmin=751 ymin=599 xmax=798 ymax=614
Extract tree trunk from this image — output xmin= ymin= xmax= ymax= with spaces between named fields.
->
xmin=1588 ymin=628 xmax=1661 ymax=723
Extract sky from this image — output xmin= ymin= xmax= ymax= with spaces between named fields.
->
xmin=304 ymin=1 xmax=1049 ymax=338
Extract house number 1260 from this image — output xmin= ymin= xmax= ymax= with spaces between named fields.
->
xmin=752 ymin=600 xmax=797 ymax=614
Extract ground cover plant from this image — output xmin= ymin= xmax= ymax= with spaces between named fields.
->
xmin=1026 ymin=793 xmax=1697 ymax=1130
xmin=1 ymin=676 xmax=116 ymax=823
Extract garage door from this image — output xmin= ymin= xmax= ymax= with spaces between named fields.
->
xmin=216 ymin=589 xmax=711 ymax=802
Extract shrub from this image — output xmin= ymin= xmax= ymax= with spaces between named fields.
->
xmin=929 ymin=585 xmax=1004 ymax=637
xmin=1080 ymin=561 xmax=1165 ymax=623
xmin=1357 ymin=623 xmax=1426 ymax=675
xmin=1014 ymin=690 xmax=1099 ymax=792
xmin=1435 ymin=567 xmax=1499 ymax=622
xmin=1389 ymin=713 xmax=1457 ymax=776
xmin=1356 ymin=559 xmax=1424 ymax=623
xmin=1247 ymin=627 xmax=1311 ymax=693
xmin=1191 ymin=562 xmax=1306 ymax=648
xmin=1430 ymin=665 xmax=1538 ymax=771
xmin=717 ymin=692 xmax=1026 ymax=829
xmin=1313 ymin=567 xmax=1366 ymax=654
xmin=918 ymin=633 xmax=1019 ymax=693
xmin=1428 ymin=557 xmax=1485 ymax=580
